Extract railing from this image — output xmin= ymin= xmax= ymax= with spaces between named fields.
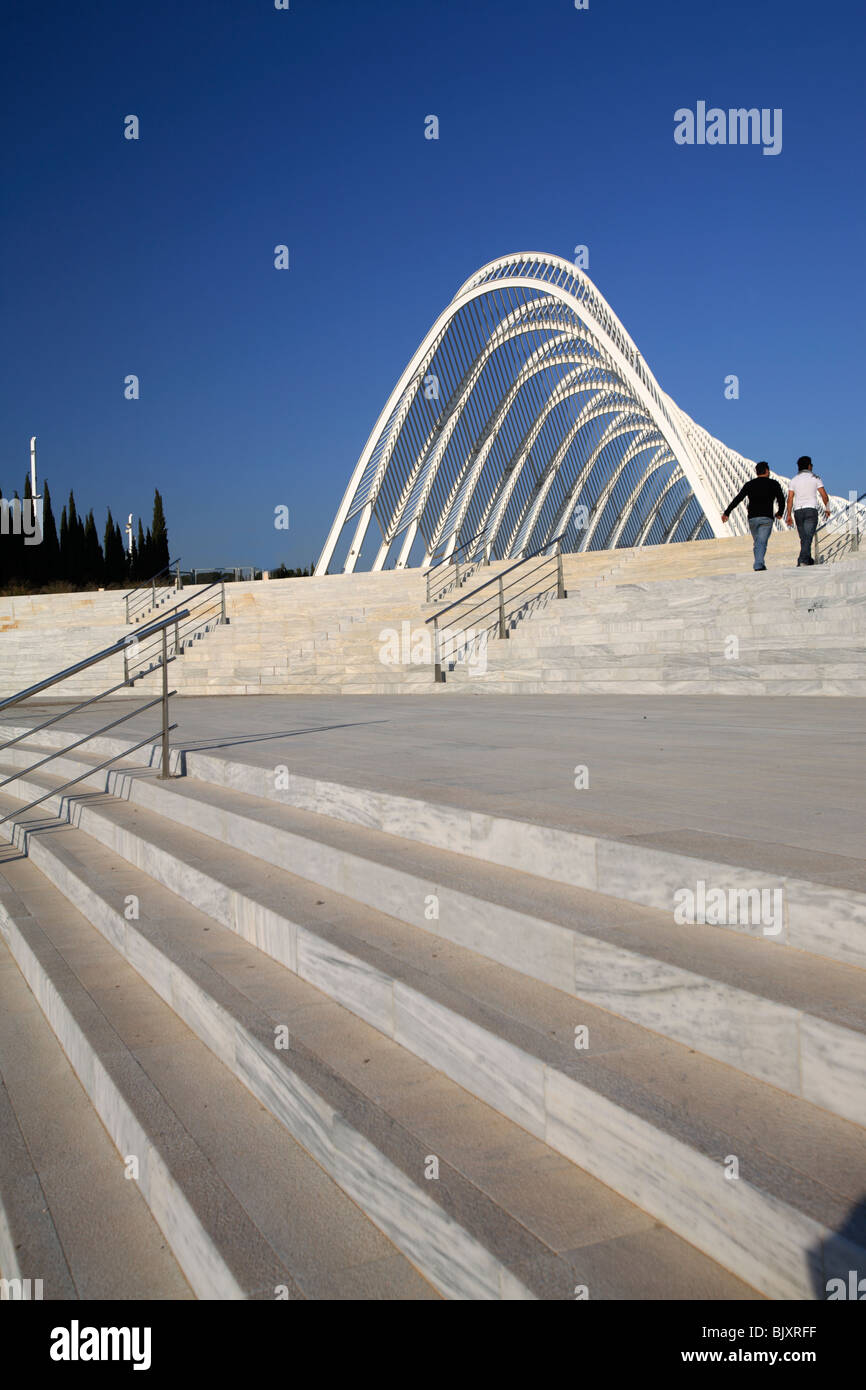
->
xmin=815 ymin=491 xmax=865 ymax=567
xmin=125 ymin=558 xmax=183 ymax=624
xmin=123 ymin=579 xmax=227 ymax=683
xmin=0 ymin=609 xmax=189 ymax=827
xmin=181 ymin=566 xmax=258 ymax=584
xmin=425 ymin=530 xmax=490 ymax=603
xmin=425 ymin=540 xmax=567 ymax=681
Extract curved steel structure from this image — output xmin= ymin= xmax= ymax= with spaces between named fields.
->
xmin=317 ymin=253 xmax=859 ymax=574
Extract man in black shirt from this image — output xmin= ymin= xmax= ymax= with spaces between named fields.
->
xmin=722 ymin=462 xmax=786 ymax=571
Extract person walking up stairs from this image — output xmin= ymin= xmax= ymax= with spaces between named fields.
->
xmin=721 ymin=460 xmax=786 ymax=570
xmin=785 ymin=456 xmax=831 ymax=566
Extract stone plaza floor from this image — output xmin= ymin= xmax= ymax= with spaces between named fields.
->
xmin=3 ymin=692 xmax=864 ymax=889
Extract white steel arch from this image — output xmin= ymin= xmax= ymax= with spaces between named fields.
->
xmin=317 ymin=254 xmax=861 ymax=573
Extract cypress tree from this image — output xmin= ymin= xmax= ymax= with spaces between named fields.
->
xmin=150 ymin=489 xmax=169 ymax=572
xmin=20 ymin=475 xmax=34 ymax=586
xmin=67 ymin=491 xmax=84 ymax=582
xmin=83 ymin=510 xmax=104 ymax=586
xmin=104 ymin=510 xmax=126 ymax=586
xmin=41 ymin=480 xmax=60 ymax=585
xmin=7 ymin=491 xmax=25 ymax=585
xmin=135 ymin=519 xmax=146 ymax=579
xmin=104 ymin=510 xmax=120 ymax=586
xmin=59 ymin=505 xmax=69 ymax=581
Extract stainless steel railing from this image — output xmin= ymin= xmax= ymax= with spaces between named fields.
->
xmin=815 ymin=491 xmax=865 ymax=566
xmin=0 ymin=609 xmax=189 ymax=826
xmin=425 ymin=540 xmax=566 ymax=681
xmin=123 ymin=580 xmax=226 ymax=683
xmin=125 ymin=558 xmax=183 ymax=624
xmin=425 ymin=529 xmax=490 ymax=603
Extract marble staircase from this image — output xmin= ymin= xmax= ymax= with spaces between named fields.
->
xmin=2 ymin=535 xmax=862 ymax=701
xmin=443 ymin=544 xmax=866 ymax=696
xmin=0 ymin=721 xmax=863 ymax=1299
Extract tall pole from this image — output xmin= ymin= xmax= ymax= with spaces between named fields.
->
xmin=29 ymin=437 xmax=37 ymax=497
xmin=159 ymin=627 xmax=170 ymax=777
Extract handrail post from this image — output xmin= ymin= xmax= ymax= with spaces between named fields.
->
xmin=152 ymin=578 xmax=156 ymax=609
xmin=176 ymin=560 xmax=182 ymax=591
xmin=498 ymin=576 xmax=507 ymax=639
xmin=556 ymin=539 xmax=566 ymax=599
xmin=123 ymin=641 xmax=130 ymax=685
xmin=455 ymin=556 xmax=461 ymax=587
xmin=220 ymin=582 xmax=226 ymax=624
xmin=159 ymin=628 xmax=170 ymax=778
xmin=174 ymin=617 xmax=180 ymax=656
xmin=432 ymin=616 xmax=443 ymax=683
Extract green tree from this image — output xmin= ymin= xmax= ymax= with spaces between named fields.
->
xmin=41 ymin=480 xmax=60 ymax=584
xmin=59 ymin=504 xmax=69 ymax=581
xmin=83 ymin=510 xmax=104 ymax=586
xmin=19 ymin=475 xmax=35 ymax=586
xmin=6 ymin=490 xmax=25 ymax=585
xmin=150 ymin=488 xmax=169 ymax=572
xmin=65 ymin=490 xmax=84 ymax=581
xmin=135 ymin=519 xmax=148 ymax=580
xmin=103 ymin=509 xmax=125 ymax=586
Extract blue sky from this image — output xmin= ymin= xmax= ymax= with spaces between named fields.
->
xmin=2 ymin=0 xmax=863 ymax=569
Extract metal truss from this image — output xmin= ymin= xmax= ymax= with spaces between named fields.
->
xmin=317 ymin=254 xmax=862 ymax=573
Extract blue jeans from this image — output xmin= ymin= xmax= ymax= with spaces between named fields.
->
xmin=794 ymin=507 xmax=818 ymax=565
xmin=748 ymin=516 xmax=773 ymax=570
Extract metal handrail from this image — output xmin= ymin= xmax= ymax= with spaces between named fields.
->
xmin=428 ymin=540 xmax=557 ymax=622
xmin=425 ymin=529 xmax=490 ymax=602
xmin=425 ymin=539 xmax=566 ymax=680
xmin=0 ymin=727 xmax=177 ymax=828
xmin=125 ymin=558 xmax=183 ymax=624
xmin=815 ymin=491 xmax=865 ymax=565
xmin=123 ymin=580 xmax=226 ymax=683
xmin=0 ymin=611 xmax=187 ymax=710
xmin=0 ymin=609 xmax=189 ymax=826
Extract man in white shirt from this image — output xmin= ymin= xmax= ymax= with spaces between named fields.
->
xmin=785 ymin=456 xmax=830 ymax=566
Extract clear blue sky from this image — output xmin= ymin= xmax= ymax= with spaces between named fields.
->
xmin=2 ymin=0 xmax=863 ymax=569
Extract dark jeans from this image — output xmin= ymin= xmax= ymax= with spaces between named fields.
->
xmin=748 ymin=516 xmax=773 ymax=569
xmin=794 ymin=507 xmax=818 ymax=565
